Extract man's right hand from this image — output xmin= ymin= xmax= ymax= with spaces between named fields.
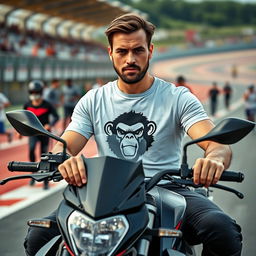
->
xmin=58 ymin=155 xmax=87 ymax=186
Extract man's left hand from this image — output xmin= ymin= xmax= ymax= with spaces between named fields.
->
xmin=193 ymin=158 xmax=225 ymax=187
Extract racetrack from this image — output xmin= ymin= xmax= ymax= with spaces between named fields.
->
xmin=0 ymin=49 xmax=255 ymax=256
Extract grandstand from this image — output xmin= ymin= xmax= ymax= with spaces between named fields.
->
xmin=0 ymin=0 xmax=146 ymax=104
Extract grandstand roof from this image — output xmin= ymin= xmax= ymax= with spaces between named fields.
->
xmin=0 ymin=0 xmax=146 ymax=27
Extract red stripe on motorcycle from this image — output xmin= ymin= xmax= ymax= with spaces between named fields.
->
xmin=175 ymin=220 xmax=182 ymax=230
xmin=116 ymin=250 xmax=127 ymax=256
xmin=64 ymin=242 xmax=75 ymax=256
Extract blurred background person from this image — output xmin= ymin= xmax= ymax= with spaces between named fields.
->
xmin=231 ymin=64 xmax=238 ymax=80
xmin=175 ymin=75 xmax=193 ymax=94
xmin=43 ymin=79 xmax=62 ymax=109
xmin=209 ymin=81 xmax=220 ymax=117
xmin=62 ymin=78 xmax=80 ymax=130
xmin=92 ymin=77 xmax=104 ymax=89
xmin=243 ymin=84 xmax=256 ymax=122
xmin=83 ymin=82 xmax=92 ymax=94
xmin=223 ymin=81 xmax=233 ymax=110
xmin=0 ymin=90 xmax=12 ymax=143
xmin=23 ymin=80 xmax=59 ymax=189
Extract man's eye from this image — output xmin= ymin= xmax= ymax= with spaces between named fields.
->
xmin=134 ymin=48 xmax=144 ymax=53
xmin=116 ymin=49 xmax=126 ymax=54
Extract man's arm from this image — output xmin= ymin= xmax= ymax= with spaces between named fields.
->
xmin=51 ymin=130 xmax=88 ymax=186
xmin=187 ymin=119 xmax=232 ymax=187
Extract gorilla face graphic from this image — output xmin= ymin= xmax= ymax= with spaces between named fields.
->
xmin=104 ymin=111 xmax=157 ymax=161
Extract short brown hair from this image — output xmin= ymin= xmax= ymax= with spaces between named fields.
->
xmin=105 ymin=13 xmax=155 ymax=49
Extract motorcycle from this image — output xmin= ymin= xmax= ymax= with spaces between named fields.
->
xmin=1 ymin=110 xmax=255 ymax=256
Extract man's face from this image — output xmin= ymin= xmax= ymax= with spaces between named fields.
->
xmin=108 ymin=29 xmax=153 ymax=84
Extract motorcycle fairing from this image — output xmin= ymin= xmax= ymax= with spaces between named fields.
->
xmin=148 ymin=186 xmax=186 ymax=252
xmin=63 ymin=156 xmax=146 ymax=219
xmin=35 ymin=235 xmax=62 ymax=256
xmin=57 ymin=200 xmax=149 ymax=256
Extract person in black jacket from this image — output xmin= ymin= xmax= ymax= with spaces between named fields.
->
xmin=23 ymin=80 xmax=59 ymax=189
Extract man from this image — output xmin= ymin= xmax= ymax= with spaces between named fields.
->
xmin=175 ymin=75 xmax=193 ymax=94
xmin=43 ymin=78 xmax=62 ymax=109
xmin=209 ymin=81 xmax=220 ymax=116
xmin=62 ymin=78 xmax=80 ymax=130
xmin=23 ymin=80 xmax=59 ymax=189
xmin=243 ymin=84 xmax=256 ymax=122
xmin=24 ymin=14 xmax=242 ymax=256
xmin=223 ymin=81 xmax=232 ymax=110
xmin=0 ymin=91 xmax=12 ymax=143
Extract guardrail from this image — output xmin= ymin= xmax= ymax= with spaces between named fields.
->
xmin=152 ymin=42 xmax=256 ymax=62
xmin=0 ymin=53 xmax=116 ymax=104
xmin=0 ymin=54 xmax=115 ymax=83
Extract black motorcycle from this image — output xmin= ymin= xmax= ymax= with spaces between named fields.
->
xmin=1 ymin=110 xmax=254 ymax=256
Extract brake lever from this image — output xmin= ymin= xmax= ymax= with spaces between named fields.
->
xmin=0 ymin=171 xmax=63 ymax=185
xmin=170 ymin=178 xmax=244 ymax=199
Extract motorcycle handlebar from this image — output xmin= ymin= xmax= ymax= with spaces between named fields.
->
xmin=219 ymin=171 xmax=244 ymax=182
xmin=8 ymin=161 xmax=39 ymax=172
xmin=187 ymin=169 xmax=244 ymax=182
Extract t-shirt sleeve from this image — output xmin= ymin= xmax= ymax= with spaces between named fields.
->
xmin=177 ymin=89 xmax=209 ymax=133
xmin=65 ymin=91 xmax=94 ymax=139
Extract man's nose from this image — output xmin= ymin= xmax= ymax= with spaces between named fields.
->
xmin=126 ymin=52 xmax=135 ymax=64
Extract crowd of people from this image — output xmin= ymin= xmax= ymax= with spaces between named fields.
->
xmin=0 ymin=77 xmax=102 ymax=189
xmin=0 ymin=22 xmax=108 ymax=61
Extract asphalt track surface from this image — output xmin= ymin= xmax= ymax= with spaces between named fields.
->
xmin=0 ymin=49 xmax=255 ymax=255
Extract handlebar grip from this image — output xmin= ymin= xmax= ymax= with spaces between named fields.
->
xmin=220 ymin=171 xmax=244 ymax=182
xmin=8 ymin=161 xmax=39 ymax=172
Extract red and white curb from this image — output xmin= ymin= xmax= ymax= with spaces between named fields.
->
xmin=0 ymin=181 xmax=66 ymax=220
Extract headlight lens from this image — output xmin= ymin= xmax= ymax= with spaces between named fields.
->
xmin=68 ymin=211 xmax=129 ymax=256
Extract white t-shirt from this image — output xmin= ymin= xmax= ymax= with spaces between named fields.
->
xmin=66 ymin=77 xmax=209 ymax=176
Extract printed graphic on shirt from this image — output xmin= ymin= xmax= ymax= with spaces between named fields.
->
xmin=104 ymin=111 xmax=157 ymax=161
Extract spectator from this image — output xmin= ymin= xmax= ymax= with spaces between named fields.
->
xmin=83 ymin=82 xmax=92 ymax=94
xmin=31 ymin=43 xmax=40 ymax=57
xmin=223 ymin=81 xmax=233 ymax=110
xmin=45 ymin=43 xmax=56 ymax=57
xmin=0 ymin=91 xmax=12 ymax=143
xmin=231 ymin=64 xmax=238 ymax=79
xmin=175 ymin=75 xmax=193 ymax=94
xmin=23 ymin=80 xmax=59 ymax=189
xmin=62 ymin=79 xmax=80 ymax=130
xmin=243 ymin=84 xmax=256 ymax=122
xmin=43 ymin=79 xmax=62 ymax=109
xmin=209 ymin=82 xmax=220 ymax=117
xmin=92 ymin=78 xmax=104 ymax=89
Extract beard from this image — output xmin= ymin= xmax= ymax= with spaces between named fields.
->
xmin=112 ymin=59 xmax=150 ymax=84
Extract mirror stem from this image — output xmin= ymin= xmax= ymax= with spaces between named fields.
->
xmin=181 ymin=145 xmax=189 ymax=178
xmin=61 ymin=139 xmax=67 ymax=162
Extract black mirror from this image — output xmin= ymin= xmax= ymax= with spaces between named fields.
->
xmin=7 ymin=110 xmax=50 ymax=137
xmin=181 ymin=117 xmax=255 ymax=172
xmin=186 ymin=117 xmax=255 ymax=147
xmin=6 ymin=110 xmax=67 ymax=152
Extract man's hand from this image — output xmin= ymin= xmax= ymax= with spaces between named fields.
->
xmin=58 ymin=155 xmax=87 ymax=187
xmin=193 ymin=157 xmax=225 ymax=187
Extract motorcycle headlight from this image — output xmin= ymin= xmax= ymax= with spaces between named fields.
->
xmin=68 ymin=211 xmax=129 ymax=256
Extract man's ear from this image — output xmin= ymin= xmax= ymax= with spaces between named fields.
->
xmin=108 ymin=46 xmax=113 ymax=62
xmin=149 ymin=43 xmax=154 ymax=60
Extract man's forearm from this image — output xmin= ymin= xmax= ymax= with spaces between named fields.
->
xmin=51 ymin=141 xmax=72 ymax=155
xmin=204 ymin=143 xmax=232 ymax=169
